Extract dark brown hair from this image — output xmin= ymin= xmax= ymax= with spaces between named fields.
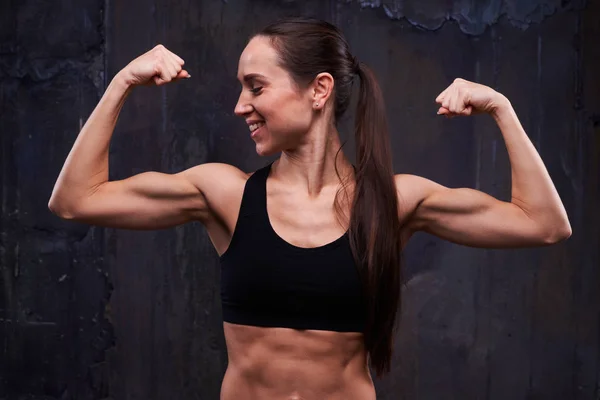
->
xmin=255 ymin=17 xmax=403 ymax=378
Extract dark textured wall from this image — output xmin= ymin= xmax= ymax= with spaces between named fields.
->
xmin=1 ymin=0 xmax=598 ymax=399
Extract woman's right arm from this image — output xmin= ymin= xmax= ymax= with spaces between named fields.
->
xmin=48 ymin=45 xmax=237 ymax=230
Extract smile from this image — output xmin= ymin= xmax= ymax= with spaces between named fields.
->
xmin=249 ymin=122 xmax=265 ymax=132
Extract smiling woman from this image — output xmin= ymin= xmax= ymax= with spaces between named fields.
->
xmin=230 ymin=18 xmax=403 ymax=381
xmin=48 ymin=15 xmax=571 ymax=400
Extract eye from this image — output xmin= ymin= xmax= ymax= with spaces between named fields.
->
xmin=250 ymin=86 xmax=263 ymax=94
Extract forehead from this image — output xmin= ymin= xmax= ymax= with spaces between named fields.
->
xmin=237 ymin=36 xmax=282 ymax=81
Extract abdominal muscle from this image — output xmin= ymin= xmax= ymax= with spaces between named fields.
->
xmin=220 ymin=322 xmax=376 ymax=400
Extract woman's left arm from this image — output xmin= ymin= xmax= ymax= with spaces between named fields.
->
xmin=401 ymin=78 xmax=572 ymax=248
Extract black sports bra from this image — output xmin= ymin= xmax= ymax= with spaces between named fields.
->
xmin=219 ymin=161 xmax=367 ymax=333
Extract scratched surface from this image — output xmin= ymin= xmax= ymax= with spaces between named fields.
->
xmin=1 ymin=0 xmax=599 ymax=399
xmin=357 ymin=0 xmax=587 ymax=34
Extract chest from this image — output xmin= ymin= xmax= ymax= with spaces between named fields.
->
xmin=223 ymin=226 xmax=360 ymax=301
xmin=219 ymin=167 xmax=367 ymax=332
xmin=265 ymin=184 xmax=350 ymax=249
xmin=220 ymin=216 xmax=366 ymax=332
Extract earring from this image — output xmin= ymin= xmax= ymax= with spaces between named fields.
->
xmin=315 ymin=103 xmax=319 ymax=107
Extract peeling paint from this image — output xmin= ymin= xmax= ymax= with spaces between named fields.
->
xmin=355 ymin=0 xmax=587 ymax=34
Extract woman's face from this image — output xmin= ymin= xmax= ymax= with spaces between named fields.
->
xmin=234 ymin=36 xmax=315 ymax=156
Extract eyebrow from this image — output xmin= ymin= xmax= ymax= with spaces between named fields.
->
xmin=240 ymin=73 xmax=267 ymax=83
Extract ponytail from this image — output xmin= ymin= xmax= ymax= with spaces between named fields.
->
xmin=349 ymin=61 xmax=403 ymax=378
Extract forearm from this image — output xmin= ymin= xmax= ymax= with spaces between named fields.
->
xmin=49 ymin=72 xmax=133 ymax=213
xmin=491 ymin=96 xmax=571 ymax=235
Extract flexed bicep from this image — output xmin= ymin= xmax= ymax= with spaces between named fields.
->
xmin=397 ymin=174 xmax=561 ymax=248
xmin=52 ymin=166 xmax=208 ymax=230
xmin=50 ymin=162 xmax=250 ymax=230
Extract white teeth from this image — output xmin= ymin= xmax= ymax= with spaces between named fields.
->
xmin=249 ymin=122 xmax=264 ymax=132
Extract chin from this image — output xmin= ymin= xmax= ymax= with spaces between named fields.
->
xmin=254 ymin=142 xmax=279 ymax=157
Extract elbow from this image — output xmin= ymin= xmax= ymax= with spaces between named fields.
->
xmin=542 ymin=223 xmax=572 ymax=245
xmin=48 ymin=198 xmax=78 ymax=220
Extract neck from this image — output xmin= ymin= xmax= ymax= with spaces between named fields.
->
xmin=271 ymin=124 xmax=354 ymax=197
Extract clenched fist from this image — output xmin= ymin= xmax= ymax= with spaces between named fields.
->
xmin=119 ymin=44 xmax=190 ymax=87
xmin=435 ymin=78 xmax=507 ymax=118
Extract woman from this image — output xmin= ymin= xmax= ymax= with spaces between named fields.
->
xmin=49 ymin=17 xmax=571 ymax=400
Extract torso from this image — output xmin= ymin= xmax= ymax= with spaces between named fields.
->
xmin=220 ymin=324 xmax=374 ymax=399
xmin=198 ymin=162 xmax=417 ymax=400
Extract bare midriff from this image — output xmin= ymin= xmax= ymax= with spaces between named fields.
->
xmin=220 ymin=322 xmax=376 ymax=400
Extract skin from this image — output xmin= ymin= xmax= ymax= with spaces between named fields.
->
xmin=49 ymin=37 xmax=572 ymax=400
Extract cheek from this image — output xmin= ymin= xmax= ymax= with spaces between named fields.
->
xmin=265 ymin=93 xmax=311 ymax=133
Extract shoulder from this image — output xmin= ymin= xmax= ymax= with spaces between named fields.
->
xmin=393 ymin=173 xmax=447 ymax=225
xmin=178 ymin=162 xmax=252 ymax=223
xmin=182 ymin=162 xmax=249 ymax=187
xmin=394 ymin=173 xmax=445 ymax=199
xmin=179 ymin=162 xmax=250 ymax=202
xmin=183 ymin=162 xmax=249 ymax=178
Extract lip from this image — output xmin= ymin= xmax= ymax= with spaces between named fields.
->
xmin=250 ymin=124 xmax=264 ymax=138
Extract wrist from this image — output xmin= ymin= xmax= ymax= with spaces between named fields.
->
xmin=113 ymin=70 xmax=135 ymax=91
xmin=109 ymin=70 xmax=135 ymax=97
xmin=489 ymin=93 xmax=511 ymax=120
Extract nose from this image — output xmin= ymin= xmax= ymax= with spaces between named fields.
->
xmin=234 ymin=90 xmax=253 ymax=117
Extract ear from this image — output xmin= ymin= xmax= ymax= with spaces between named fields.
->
xmin=310 ymin=72 xmax=334 ymax=109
